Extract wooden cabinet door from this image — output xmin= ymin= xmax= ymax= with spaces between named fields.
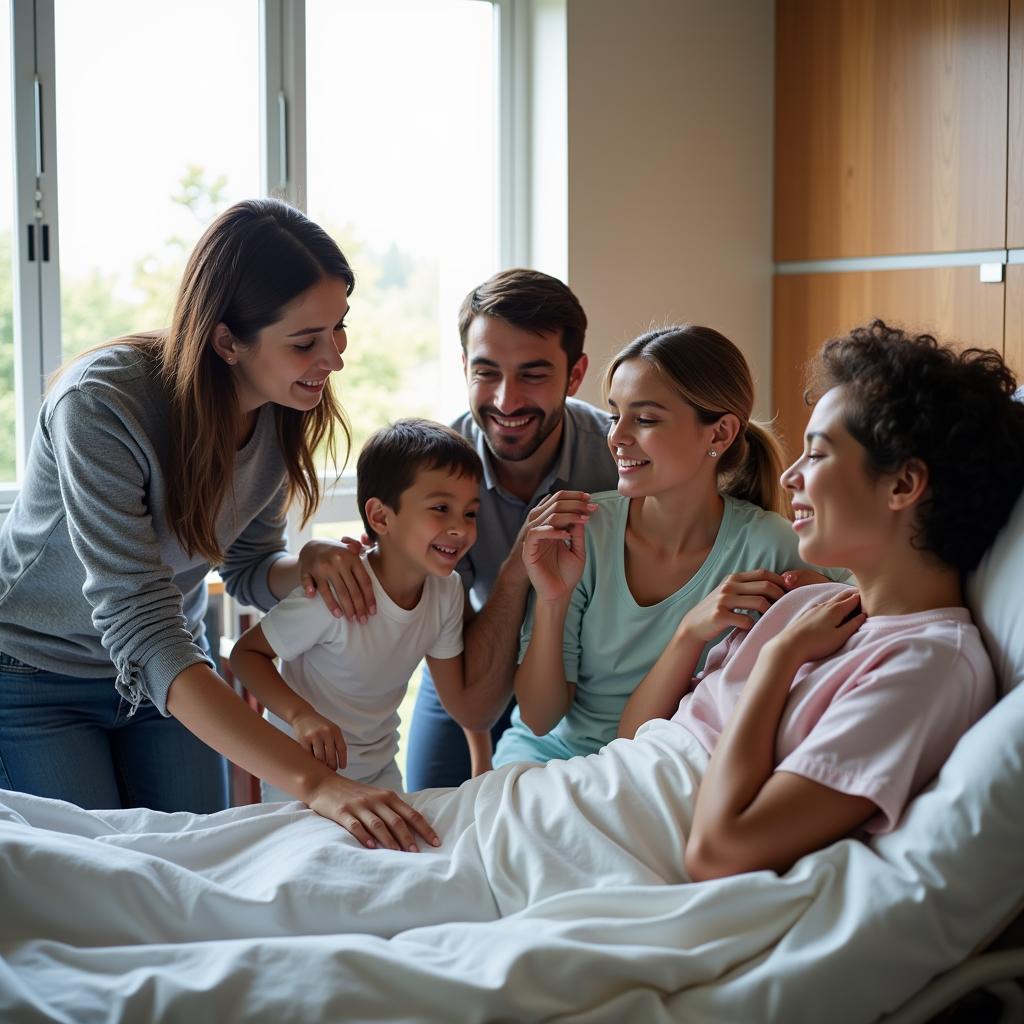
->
xmin=772 ymin=269 xmax=1005 ymax=459
xmin=1006 ymin=266 xmax=1024 ymax=380
xmin=775 ymin=0 xmax=1008 ymax=261
xmin=1009 ymin=0 xmax=1024 ymax=247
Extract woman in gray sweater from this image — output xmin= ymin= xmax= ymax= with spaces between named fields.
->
xmin=0 ymin=199 xmax=438 ymax=850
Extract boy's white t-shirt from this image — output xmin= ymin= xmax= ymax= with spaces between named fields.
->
xmin=259 ymin=552 xmax=465 ymax=784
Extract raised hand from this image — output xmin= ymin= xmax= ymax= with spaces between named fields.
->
xmin=677 ymin=569 xmax=789 ymax=643
xmin=521 ymin=497 xmax=593 ymax=603
xmin=770 ymin=588 xmax=865 ymax=666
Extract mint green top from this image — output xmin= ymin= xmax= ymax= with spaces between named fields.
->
xmin=493 ymin=490 xmax=847 ymax=766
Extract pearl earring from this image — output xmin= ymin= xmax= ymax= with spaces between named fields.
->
xmin=708 ymin=448 xmax=718 ymax=458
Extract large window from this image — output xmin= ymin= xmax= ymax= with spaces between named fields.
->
xmin=53 ymin=0 xmax=259 ymax=360
xmin=4 ymin=0 xmax=506 ymax=511
xmin=306 ymin=0 xmax=496 ymax=455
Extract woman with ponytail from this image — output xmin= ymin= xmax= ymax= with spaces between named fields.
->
xmin=0 ymin=199 xmax=439 ymax=852
xmin=494 ymin=324 xmax=846 ymax=767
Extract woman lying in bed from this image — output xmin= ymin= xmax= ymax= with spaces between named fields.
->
xmin=617 ymin=319 xmax=1024 ymax=879
xmin=4 ymin=321 xmax=1023 ymax=939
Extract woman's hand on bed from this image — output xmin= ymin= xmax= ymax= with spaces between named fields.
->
xmin=290 ymin=709 xmax=347 ymax=771
xmin=521 ymin=497 xmax=591 ymax=604
xmin=306 ymin=775 xmax=441 ymax=852
xmin=767 ymin=588 xmax=866 ymax=666
xmin=677 ymin=570 xmax=788 ymax=643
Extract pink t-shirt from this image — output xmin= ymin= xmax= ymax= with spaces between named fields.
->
xmin=671 ymin=583 xmax=995 ymax=832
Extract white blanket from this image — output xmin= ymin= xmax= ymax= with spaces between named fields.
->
xmin=2 ymin=714 xmax=1021 ymax=1024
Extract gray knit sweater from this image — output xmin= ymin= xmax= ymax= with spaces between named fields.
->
xmin=0 ymin=344 xmax=289 ymax=714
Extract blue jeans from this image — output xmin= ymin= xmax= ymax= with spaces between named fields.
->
xmin=405 ymin=663 xmax=515 ymax=790
xmin=0 ymin=651 xmax=228 ymax=812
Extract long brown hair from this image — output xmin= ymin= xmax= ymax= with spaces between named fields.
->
xmin=62 ymin=199 xmax=354 ymax=564
xmin=603 ymin=324 xmax=787 ymax=515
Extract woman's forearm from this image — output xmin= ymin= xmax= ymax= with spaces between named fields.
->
xmin=618 ymin=631 xmax=704 ymax=739
xmin=689 ymin=641 xmax=801 ymax=848
xmin=166 ymin=662 xmax=333 ymax=800
xmin=513 ymin=599 xmax=574 ymax=735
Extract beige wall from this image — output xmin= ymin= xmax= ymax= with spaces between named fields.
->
xmin=564 ymin=0 xmax=776 ymax=418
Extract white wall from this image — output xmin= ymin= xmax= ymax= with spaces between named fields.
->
xmin=562 ymin=0 xmax=776 ymax=417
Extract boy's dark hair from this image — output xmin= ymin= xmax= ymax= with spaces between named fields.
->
xmin=357 ymin=419 xmax=483 ymax=541
xmin=457 ymin=268 xmax=588 ymax=367
xmin=805 ymin=319 xmax=1024 ymax=574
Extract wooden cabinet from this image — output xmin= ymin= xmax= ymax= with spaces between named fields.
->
xmin=775 ymin=0 xmax=1008 ymax=261
xmin=1010 ymin=0 xmax=1024 ymax=247
xmin=772 ymin=269 xmax=1005 ymax=459
xmin=1006 ymin=266 xmax=1024 ymax=380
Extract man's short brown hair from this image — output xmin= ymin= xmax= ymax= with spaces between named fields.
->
xmin=457 ymin=268 xmax=587 ymax=367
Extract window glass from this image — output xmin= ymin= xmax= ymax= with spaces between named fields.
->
xmin=1 ymin=2 xmax=15 ymax=483
xmin=306 ymin=0 xmax=497 ymax=457
xmin=53 ymin=0 xmax=259 ymax=361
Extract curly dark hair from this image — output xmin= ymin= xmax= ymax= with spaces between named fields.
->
xmin=805 ymin=320 xmax=1024 ymax=574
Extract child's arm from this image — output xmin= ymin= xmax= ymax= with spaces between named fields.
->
xmin=229 ymin=622 xmax=347 ymax=771
xmin=619 ymin=570 xmax=792 ymax=740
xmin=685 ymin=589 xmax=874 ymax=881
xmin=464 ymin=728 xmax=493 ymax=777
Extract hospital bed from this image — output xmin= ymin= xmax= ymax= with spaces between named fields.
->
xmin=1 ymin=490 xmax=1023 ymax=1022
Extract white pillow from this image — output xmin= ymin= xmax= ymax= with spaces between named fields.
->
xmin=966 ymin=487 xmax=1024 ymax=695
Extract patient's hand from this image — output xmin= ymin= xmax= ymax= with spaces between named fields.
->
xmin=306 ymin=774 xmax=441 ymax=853
xmin=677 ymin=570 xmax=788 ymax=643
xmin=290 ymin=708 xmax=347 ymax=771
xmin=768 ymin=588 xmax=865 ymax=666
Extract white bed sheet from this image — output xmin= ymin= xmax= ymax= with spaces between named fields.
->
xmin=3 ymin=698 xmax=1023 ymax=1024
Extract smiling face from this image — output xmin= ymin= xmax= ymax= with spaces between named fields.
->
xmin=463 ymin=315 xmax=586 ymax=464
xmin=781 ymin=386 xmax=897 ymax=571
xmin=373 ymin=467 xmax=481 ymax=579
xmin=606 ymin=357 xmax=725 ymax=499
xmin=226 ymin=275 xmax=350 ymax=414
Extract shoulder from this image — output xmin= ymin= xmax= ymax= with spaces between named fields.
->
xmin=720 ymin=495 xmax=800 ymax=554
xmin=263 ymin=586 xmax=343 ymax=638
xmin=582 ymin=490 xmax=627 ymax=549
xmin=429 ymin=570 xmax=466 ymax=603
xmin=448 ymin=410 xmax=479 ymax=443
xmin=565 ymin=397 xmax=612 ymax=435
xmin=724 ymin=494 xmax=791 ymax=535
xmin=59 ymin=340 xmax=160 ymax=393
xmin=46 ymin=342 xmax=165 ymax=423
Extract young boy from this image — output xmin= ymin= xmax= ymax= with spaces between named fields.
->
xmin=230 ymin=419 xmax=493 ymax=800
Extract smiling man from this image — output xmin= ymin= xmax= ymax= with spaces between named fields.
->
xmin=405 ymin=269 xmax=619 ymax=789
